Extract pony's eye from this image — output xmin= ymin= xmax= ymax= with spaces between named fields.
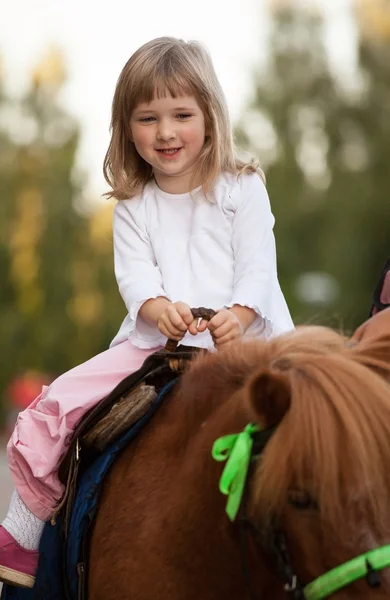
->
xmin=288 ymin=489 xmax=317 ymax=511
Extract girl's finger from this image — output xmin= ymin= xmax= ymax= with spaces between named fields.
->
xmin=167 ymin=311 xmax=188 ymax=332
xmin=177 ymin=308 xmax=195 ymax=327
xmin=160 ymin=317 xmax=185 ymax=338
xmin=211 ymin=322 xmax=237 ymax=339
xmin=214 ymin=332 xmax=237 ymax=346
xmin=210 ymin=309 xmax=234 ymax=330
xmin=164 ymin=329 xmax=185 ymax=341
xmin=188 ymin=319 xmax=198 ymax=336
xmin=159 ymin=324 xmax=183 ymax=340
xmin=196 ymin=318 xmax=208 ymax=333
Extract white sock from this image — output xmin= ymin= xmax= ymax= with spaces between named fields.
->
xmin=2 ymin=490 xmax=45 ymax=551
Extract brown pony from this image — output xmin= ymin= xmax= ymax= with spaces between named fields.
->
xmin=89 ymin=318 xmax=390 ymax=600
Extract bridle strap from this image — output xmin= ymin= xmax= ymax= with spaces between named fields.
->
xmin=238 ymin=464 xmax=305 ymax=600
xmin=304 ymin=545 xmax=390 ymax=599
xmin=240 ymin=516 xmax=306 ymax=600
xmin=266 ymin=529 xmax=306 ymax=599
xmin=239 ymin=516 xmax=262 ymax=600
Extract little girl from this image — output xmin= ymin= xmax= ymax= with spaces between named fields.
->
xmin=0 ymin=36 xmax=293 ymax=588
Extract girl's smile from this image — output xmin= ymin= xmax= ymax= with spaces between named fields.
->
xmin=155 ymin=147 xmax=183 ymax=159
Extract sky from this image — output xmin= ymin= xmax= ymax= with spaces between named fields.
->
xmin=0 ymin=0 xmax=355 ymax=201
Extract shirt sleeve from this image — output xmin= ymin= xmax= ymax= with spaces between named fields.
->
xmin=225 ymin=173 xmax=278 ymax=337
xmin=113 ymin=200 xmax=170 ymax=346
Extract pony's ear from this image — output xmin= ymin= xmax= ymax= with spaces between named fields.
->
xmin=352 ymin=309 xmax=390 ymax=343
xmin=247 ymin=369 xmax=291 ymax=428
xmin=349 ymin=333 xmax=390 ymax=379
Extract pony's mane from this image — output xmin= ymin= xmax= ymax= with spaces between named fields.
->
xmin=185 ymin=327 xmax=390 ymax=534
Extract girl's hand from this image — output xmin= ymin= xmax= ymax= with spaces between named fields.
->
xmin=158 ymin=301 xmax=206 ymax=340
xmin=207 ymin=309 xmax=244 ymax=347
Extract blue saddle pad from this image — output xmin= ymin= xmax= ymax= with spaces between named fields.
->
xmin=1 ymin=379 xmax=177 ymax=600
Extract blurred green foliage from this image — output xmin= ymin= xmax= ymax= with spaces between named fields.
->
xmin=0 ymin=4 xmax=389 ymax=424
xmin=0 ymin=52 xmax=123 ymax=423
xmin=237 ymin=4 xmax=389 ymax=331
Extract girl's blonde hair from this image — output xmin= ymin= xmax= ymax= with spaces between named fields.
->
xmin=103 ymin=37 xmax=263 ymax=200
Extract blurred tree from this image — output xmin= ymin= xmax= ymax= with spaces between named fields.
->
xmin=356 ymin=0 xmax=390 ymax=41
xmin=0 ymin=48 xmax=121 ymax=425
xmin=237 ymin=1 xmax=390 ymax=330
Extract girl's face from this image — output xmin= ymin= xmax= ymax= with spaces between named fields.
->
xmin=130 ymin=92 xmax=206 ymax=194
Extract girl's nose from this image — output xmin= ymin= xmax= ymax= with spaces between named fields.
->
xmin=156 ymin=119 xmax=176 ymax=141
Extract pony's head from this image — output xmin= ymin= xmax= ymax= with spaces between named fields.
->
xmin=236 ymin=326 xmax=390 ymax=598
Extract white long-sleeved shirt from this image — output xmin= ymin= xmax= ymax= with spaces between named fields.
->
xmin=110 ymin=172 xmax=294 ymax=349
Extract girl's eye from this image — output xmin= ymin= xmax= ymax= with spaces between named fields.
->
xmin=177 ymin=113 xmax=192 ymax=120
xmin=138 ymin=117 xmax=155 ymax=123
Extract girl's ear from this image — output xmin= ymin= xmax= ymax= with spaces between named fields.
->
xmin=247 ymin=369 xmax=291 ymax=428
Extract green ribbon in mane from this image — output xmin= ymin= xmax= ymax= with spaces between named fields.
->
xmin=212 ymin=423 xmax=260 ymax=521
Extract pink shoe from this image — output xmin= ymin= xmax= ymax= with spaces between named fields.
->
xmin=0 ymin=526 xmax=38 ymax=588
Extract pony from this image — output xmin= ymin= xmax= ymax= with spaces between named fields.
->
xmin=88 ymin=317 xmax=390 ymax=600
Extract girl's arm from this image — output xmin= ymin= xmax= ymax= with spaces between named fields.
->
xmin=228 ymin=173 xmax=279 ymax=336
xmin=113 ymin=200 xmax=170 ymax=341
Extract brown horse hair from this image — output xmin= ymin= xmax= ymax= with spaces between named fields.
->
xmin=184 ymin=327 xmax=390 ymax=536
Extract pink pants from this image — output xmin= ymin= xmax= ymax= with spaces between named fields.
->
xmin=7 ymin=341 xmax=159 ymax=521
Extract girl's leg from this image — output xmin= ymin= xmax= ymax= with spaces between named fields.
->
xmin=2 ymin=491 xmax=45 ymax=551
xmin=8 ymin=341 xmax=159 ymax=521
xmin=0 ymin=341 xmax=159 ymax=588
